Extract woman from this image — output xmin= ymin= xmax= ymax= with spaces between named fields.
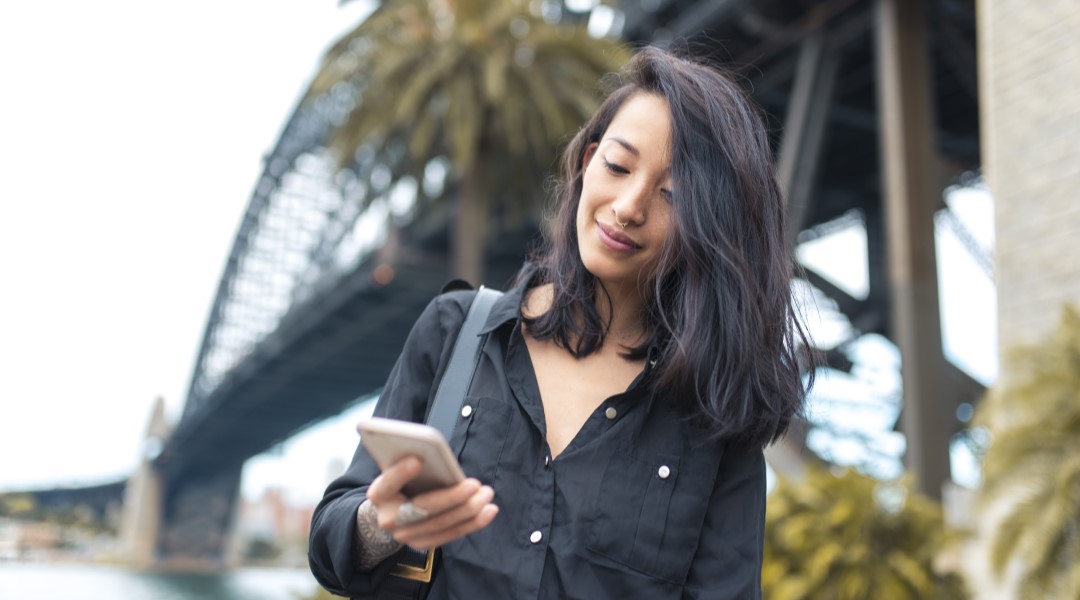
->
xmin=309 ymin=46 xmax=812 ymax=599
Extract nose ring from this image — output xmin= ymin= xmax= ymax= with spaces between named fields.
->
xmin=613 ymin=209 xmax=629 ymax=230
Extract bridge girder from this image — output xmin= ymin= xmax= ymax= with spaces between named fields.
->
xmin=146 ymin=0 xmax=985 ymax=564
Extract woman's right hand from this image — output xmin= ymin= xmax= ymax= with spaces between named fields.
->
xmin=364 ymin=456 xmax=499 ymax=551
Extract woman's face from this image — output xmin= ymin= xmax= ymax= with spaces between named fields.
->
xmin=576 ymin=92 xmax=675 ymax=294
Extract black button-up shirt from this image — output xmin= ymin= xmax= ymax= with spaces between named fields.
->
xmin=309 ymin=281 xmax=765 ymax=599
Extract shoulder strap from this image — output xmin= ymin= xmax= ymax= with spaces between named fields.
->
xmin=425 ymin=286 xmax=503 ymax=440
xmin=382 ymin=287 xmax=502 ymax=599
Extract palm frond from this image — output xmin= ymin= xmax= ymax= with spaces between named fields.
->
xmin=978 ymin=437 xmax=1079 ymax=503
xmin=392 ymin=46 xmax=462 ymax=124
xmin=974 ymin=305 xmax=1080 ymax=597
xmin=518 ymin=65 xmax=574 ymax=144
xmin=481 ymin=50 xmax=509 ymax=104
xmin=763 ymin=468 xmax=966 ymax=599
xmin=295 ymin=0 xmax=628 ymax=280
xmin=408 ymin=101 xmax=443 ymax=163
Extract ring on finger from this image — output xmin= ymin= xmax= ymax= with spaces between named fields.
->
xmin=395 ymin=501 xmax=430 ymax=527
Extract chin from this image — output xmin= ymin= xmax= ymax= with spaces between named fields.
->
xmin=581 ymin=257 xmax=635 ymax=291
xmin=578 ymin=230 xmax=648 ymax=289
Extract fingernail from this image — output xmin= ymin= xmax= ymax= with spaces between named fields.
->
xmin=480 ymin=486 xmax=494 ymax=501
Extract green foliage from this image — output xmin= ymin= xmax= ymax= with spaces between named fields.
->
xmin=0 ymin=493 xmax=39 ymax=519
xmin=310 ymin=0 xmax=627 ymax=185
xmin=0 ymin=493 xmax=114 ymax=535
xmin=305 ymin=0 xmax=629 ymax=281
xmin=974 ymin=305 xmax=1080 ymax=599
xmin=763 ymin=468 xmax=967 ymax=600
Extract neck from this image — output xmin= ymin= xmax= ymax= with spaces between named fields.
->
xmin=595 ymin=282 xmax=647 ymax=348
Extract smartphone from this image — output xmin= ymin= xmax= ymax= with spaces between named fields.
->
xmin=357 ymin=417 xmax=466 ymax=497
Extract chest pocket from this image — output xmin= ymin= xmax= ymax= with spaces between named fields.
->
xmin=585 ymin=445 xmax=722 ymax=584
xmin=449 ymin=394 xmax=514 ymax=486
xmin=444 ymin=337 xmax=513 ymax=486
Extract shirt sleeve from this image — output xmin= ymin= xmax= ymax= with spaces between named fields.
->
xmin=683 ymin=444 xmax=766 ymax=599
xmin=307 ymin=291 xmax=469 ymax=597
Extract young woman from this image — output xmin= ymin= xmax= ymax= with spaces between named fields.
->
xmin=309 ymin=46 xmax=812 ymax=599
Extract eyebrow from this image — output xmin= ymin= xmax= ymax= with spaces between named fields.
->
xmin=604 ymin=136 xmax=639 ymax=156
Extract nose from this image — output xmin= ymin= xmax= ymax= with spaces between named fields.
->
xmin=611 ymin=181 xmax=651 ymax=227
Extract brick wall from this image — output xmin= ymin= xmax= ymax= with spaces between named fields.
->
xmin=978 ymin=0 xmax=1080 ymax=355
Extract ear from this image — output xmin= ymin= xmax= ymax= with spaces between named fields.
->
xmin=582 ymin=142 xmax=598 ymax=171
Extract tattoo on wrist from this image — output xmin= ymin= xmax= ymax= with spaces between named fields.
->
xmin=354 ymin=499 xmax=403 ymax=571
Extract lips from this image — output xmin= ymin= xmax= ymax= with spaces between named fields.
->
xmin=596 ymin=221 xmax=640 ymax=252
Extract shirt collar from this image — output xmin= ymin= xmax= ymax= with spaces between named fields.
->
xmin=479 ymin=279 xmax=527 ymax=335
xmin=470 ymin=273 xmax=663 ymax=373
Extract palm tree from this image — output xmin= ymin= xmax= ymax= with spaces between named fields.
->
xmin=305 ymin=0 xmax=629 ymax=283
xmin=974 ymin=305 xmax=1080 ymax=599
xmin=763 ymin=467 xmax=966 ymax=599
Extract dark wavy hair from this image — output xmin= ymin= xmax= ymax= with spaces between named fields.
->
xmin=521 ymin=46 xmax=814 ymax=448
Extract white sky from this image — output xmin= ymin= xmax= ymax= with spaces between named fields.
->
xmin=0 ymin=0 xmax=999 ymax=505
xmin=0 ymin=0 xmax=374 ymax=501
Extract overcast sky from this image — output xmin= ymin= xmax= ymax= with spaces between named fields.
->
xmin=0 ymin=0 xmax=375 ymax=502
xmin=0 ymin=1 xmax=998 ymax=505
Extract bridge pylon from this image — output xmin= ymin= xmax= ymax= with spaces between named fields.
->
xmin=118 ymin=396 xmax=171 ymax=568
xmin=120 ymin=396 xmax=245 ymax=570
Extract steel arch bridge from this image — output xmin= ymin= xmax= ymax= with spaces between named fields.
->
xmin=142 ymin=78 xmax=533 ymax=562
xmin=129 ymin=0 xmax=989 ymax=567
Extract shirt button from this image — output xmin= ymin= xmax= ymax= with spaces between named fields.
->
xmin=544 ymin=455 xmax=550 ymax=467
xmin=604 ymin=407 xmax=617 ymax=420
xmin=658 ymin=465 xmax=671 ymax=479
xmin=461 ymin=405 xmax=473 ymax=418
xmin=529 ymin=530 xmax=543 ymax=544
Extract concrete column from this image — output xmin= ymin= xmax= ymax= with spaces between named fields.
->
xmin=979 ymin=0 xmax=1080 ymax=357
xmin=874 ymin=0 xmax=951 ymax=499
xmin=119 ymin=397 xmax=171 ymax=567
xmin=961 ymin=2 xmax=1080 ymax=597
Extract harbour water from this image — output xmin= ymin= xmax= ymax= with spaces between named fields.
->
xmin=0 ymin=562 xmax=319 ymax=600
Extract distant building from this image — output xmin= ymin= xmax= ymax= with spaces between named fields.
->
xmin=0 ymin=519 xmax=19 ymax=560
xmin=0 ymin=518 xmax=62 ymax=561
xmin=232 ymin=487 xmax=314 ymax=567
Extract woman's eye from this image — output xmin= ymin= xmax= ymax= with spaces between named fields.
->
xmin=661 ymin=188 xmax=674 ymax=202
xmin=602 ymin=158 xmax=629 ymax=175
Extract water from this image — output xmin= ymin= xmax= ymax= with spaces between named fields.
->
xmin=0 ymin=562 xmax=320 ymax=600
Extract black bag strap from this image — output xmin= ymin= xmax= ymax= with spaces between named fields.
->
xmin=374 ymin=287 xmax=502 ymax=600
xmin=425 ymin=286 xmax=503 ymax=439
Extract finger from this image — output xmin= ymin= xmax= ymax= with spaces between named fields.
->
xmin=395 ymin=485 xmax=493 ymax=540
xmin=367 ymin=456 xmax=423 ymax=503
xmin=406 ymin=478 xmax=482 ymax=518
xmin=403 ymin=504 xmax=500 ymax=550
xmin=380 ymin=479 xmax=482 ymax=531
xmin=397 ymin=485 xmax=494 ymax=537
